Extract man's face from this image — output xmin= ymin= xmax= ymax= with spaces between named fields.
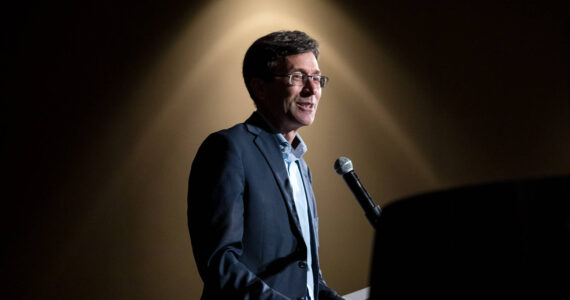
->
xmin=258 ymin=52 xmax=322 ymax=133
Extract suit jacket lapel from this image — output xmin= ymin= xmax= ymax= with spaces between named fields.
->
xmin=245 ymin=113 xmax=304 ymax=237
xmin=300 ymin=160 xmax=317 ymax=222
xmin=299 ymin=158 xmax=319 ymax=255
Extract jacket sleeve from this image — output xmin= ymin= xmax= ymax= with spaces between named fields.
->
xmin=318 ymin=274 xmax=345 ymax=300
xmin=187 ymin=132 xmax=290 ymax=300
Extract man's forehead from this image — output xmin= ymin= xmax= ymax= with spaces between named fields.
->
xmin=279 ymin=52 xmax=320 ymax=72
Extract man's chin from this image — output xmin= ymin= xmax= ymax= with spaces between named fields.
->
xmin=298 ymin=119 xmax=315 ymax=127
xmin=296 ymin=112 xmax=316 ymax=125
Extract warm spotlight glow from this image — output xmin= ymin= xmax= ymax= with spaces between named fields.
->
xmin=131 ymin=0 xmax=438 ymax=191
xmin=21 ymin=1 xmax=567 ymax=299
xmin=112 ymin=0 xmax=441 ymax=296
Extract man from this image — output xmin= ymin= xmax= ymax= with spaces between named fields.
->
xmin=188 ymin=30 xmax=343 ymax=300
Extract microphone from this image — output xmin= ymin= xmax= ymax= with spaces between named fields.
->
xmin=334 ymin=156 xmax=382 ymax=227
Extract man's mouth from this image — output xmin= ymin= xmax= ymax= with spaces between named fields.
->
xmin=297 ymin=102 xmax=314 ymax=110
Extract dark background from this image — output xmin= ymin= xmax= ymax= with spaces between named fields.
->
xmin=3 ymin=0 xmax=569 ymax=298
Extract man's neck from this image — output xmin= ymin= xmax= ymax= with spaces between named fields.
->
xmin=282 ymin=131 xmax=298 ymax=146
xmin=255 ymin=110 xmax=299 ymax=145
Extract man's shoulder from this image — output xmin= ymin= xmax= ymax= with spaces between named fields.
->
xmin=197 ymin=113 xmax=273 ymax=153
xmin=209 ymin=120 xmax=253 ymax=140
xmin=201 ymin=119 xmax=258 ymax=145
xmin=200 ymin=123 xmax=247 ymax=148
xmin=211 ymin=113 xmax=270 ymax=139
xmin=217 ymin=122 xmax=248 ymax=135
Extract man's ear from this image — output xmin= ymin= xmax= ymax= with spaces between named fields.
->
xmin=250 ymin=78 xmax=266 ymax=101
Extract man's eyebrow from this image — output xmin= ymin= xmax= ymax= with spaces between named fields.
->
xmin=289 ymin=67 xmax=321 ymax=74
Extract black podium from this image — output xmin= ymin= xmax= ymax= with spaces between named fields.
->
xmin=368 ymin=175 xmax=570 ymax=298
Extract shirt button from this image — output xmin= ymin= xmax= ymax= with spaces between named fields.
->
xmin=298 ymin=261 xmax=307 ymax=269
xmin=298 ymin=297 xmax=306 ymax=300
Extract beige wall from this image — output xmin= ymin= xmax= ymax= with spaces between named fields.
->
xmin=4 ymin=0 xmax=569 ymax=298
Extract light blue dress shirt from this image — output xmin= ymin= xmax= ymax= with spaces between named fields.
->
xmin=276 ymin=133 xmax=315 ymax=300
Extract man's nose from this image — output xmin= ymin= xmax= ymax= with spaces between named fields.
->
xmin=302 ymin=77 xmax=319 ymax=94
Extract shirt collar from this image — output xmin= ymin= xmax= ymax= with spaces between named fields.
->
xmin=255 ymin=111 xmax=307 ymax=160
xmin=277 ymin=133 xmax=307 ymax=163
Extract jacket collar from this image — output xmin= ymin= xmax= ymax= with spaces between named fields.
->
xmin=245 ymin=111 xmax=276 ymax=136
xmin=245 ymin=111 xmax=306 ymax=239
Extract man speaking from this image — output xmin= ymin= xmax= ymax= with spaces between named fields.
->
xmin=187 ymin=30 xmax=343 ymax=300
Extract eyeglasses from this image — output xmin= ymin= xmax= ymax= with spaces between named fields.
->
xmin=273 ymin=73 xmax=329 ymax=88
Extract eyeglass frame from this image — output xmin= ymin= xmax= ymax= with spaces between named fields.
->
xmin=272 ymin=73 xmax=329 ymax=88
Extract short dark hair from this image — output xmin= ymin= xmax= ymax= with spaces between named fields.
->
xmin=242 ymin=30 xmax=320 ymax=103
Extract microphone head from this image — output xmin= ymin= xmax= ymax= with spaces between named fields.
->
xmin=334 ymin=156 xmax=353 ymax=175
